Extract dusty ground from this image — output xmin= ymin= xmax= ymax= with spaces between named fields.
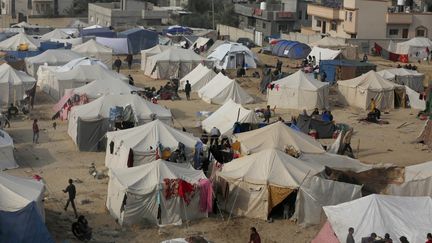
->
xmin=3 ymin=48 xmax=432 ymax=243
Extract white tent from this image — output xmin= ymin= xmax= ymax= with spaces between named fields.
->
xmin=198 ymin=73 xmax=254 ymax=105
xmin=207 ymin=43 xmax=259 ymax=69
xmin=105 ymin=119 xmax=201 ymax=168
xmin=25 ymin=49 xmax=83 ymax=77
xmin=190 ymin=37 xmax=210 ymax=50
xmin=0 ymin=130 xmax=18 ymax=170
xmin=201 ymin=99 xmax=258 ymax=135
xmin=405 ymin=85 xmax=426 ymax=110
xmin=40 ymin=65 xmax=128 ymax=101
xmin=0 ymin=172 xmax=45 ymax=220
xmin=55 ymin=57 xmax=108 ymax=72
xmin=216 ymin=148 xmax=324 ymax=219
xmin=106 ymin=159 xmax=207 ymax=226
xmin=308 ymin=46 xmax=341 ymax=62
xmin=40 ymin=29 xmax=69 ymax=40
xmin=72 ymin=78 xmax=142 ymax=100
xmin=389 ymin=37 xmax=432 ymax=61
xmin=293 ymin=176 xmax=362 ymax=226
xmin=95 ymin=37 xmax=129 ymax=54
xmin=337 ymin=70 xmax=401 ymax=110
xmin=0 ymin=33 xmax=39 ymax=51
xmin=179 ymin=63 xmax=216 ymax=91
xmin=144 ymin=48 xmax=209 ymax=79
xmin=377 ymin=68 xmax=424 ymax=93
xmin=72 ymin=39 xmax=113 ymax=67
xmin=309 ymin=37 xmax=347 ymax=48
xmin=299 ymin=152 xmax=373 ymax=173
xmin=140 ymin=45 xmax=173 ymax=71
xmin=319 ymin=194 xmax=432 ymax=243
xmin=386 ymin=161 xmax=432 ymax=197
xmin=68 ymin=94 xmax=172 ymax=150
xmin=0 ymin=63 xmax=36 ymax=107
xmin=267 ymin=70 xmax=329 ymax=110
xmin=232 ymin=121 xmax=324 ymax=154
xmin=50 ymin=37 xmax=83 ymax=47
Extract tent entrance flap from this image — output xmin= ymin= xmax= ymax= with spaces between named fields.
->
xmin=77 ymin=117 xmax=109 ymax=151
xmin=235 ymin=53 xmax=245 ymax=68
xmin=268 ymin=185 xmax=295 ymax=214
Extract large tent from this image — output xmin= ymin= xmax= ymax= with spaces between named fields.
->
xmin=80 ymin=27 xmax=116 ymax=38
xmin=377 ymin=68 xmax=425 ymax=92
xmin=0 ymin=63 xmax=36 ymax=107
xmin=179 ymin=63 xmax=216 ymax=91
xmin=55 ymin=57 xmax=108 ymax=72
xmin=232 ymin=121 xmax=325 ymax=155
xmin=216 ymin=149 xmax=324 ymax=220
xmin=71 ymin=78 xmax=141 ymax=100
xmin=67 ymin=94 xmax=172 ymax=151
xmin=40 ymin=29 xmax=69 ymax=40
xmin=118 ymin=28 xmax=158 ymax=54
xmin=105 ymin=119 xmax=201 ymax=168
xmin=267 ymin=70 xmax=329 ymax=110
xmin=201 ymin=99 xmax=259 ymax=135
xmin=337 ymin=70 xmax=401 ymax=110
xmin=0 ymin=130 xmax=18 ymax=170
xmin=144 ymin=48 xmax=209 ymax=79
xmin=388 ymin=37 xmax=432 ymax=61
xmin=405 ymin=85 xmax=426 ymax=110
xmin=0 ymin=173 xmax=52 ymax=242
xmin=308 ymin=46 xmax=341 ymax=62
xmin=272 ymin=40 xmax=311 ymax=59
xmin=106 ymin=159 xmax=207 ymax=226
xmin=40 ymin=65 xmax=128 ymax=101
xmin=95 ymin=37 xmax=129 ymax=54
xmin=314 ymin=194 xmax=432 ymax=243
xmin=207 ymin=43 xmax=259 ymax=69
xmin=198 ymin=73 xmax=254 ymax=105
xmin=386 ymin=161 xmax=432 ymax=197
xmin=72 ymin=39 xmax=113 ymax=67
xmin=0 ymin=33 xmax=39 ymax=51
xmin=25 ymin=49 xmax=83 ymax=77
xmin=140 ymin=45 xmax=173 ymax=71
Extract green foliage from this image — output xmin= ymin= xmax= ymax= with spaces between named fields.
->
xmin=65 ymin=0 xmax=114 ymax=16
xmin=181 ymin=0 xmax=238 ymax=28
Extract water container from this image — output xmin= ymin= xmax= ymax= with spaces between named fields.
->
xmin=260 ymin=1 xmax=267 ymax=10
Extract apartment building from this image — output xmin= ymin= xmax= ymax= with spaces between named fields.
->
xmin=0 ymin=0 xmax=73 ymax=18
xmin=306 ymin=0 xmax=432 ymax=39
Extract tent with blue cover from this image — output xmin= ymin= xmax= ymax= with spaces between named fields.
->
xmin=272 ymin=40 xmax=311 ymax=59
xmin=80 ymin=27 xmax=116 ymax=38
xmin=118 ymin=28 xmax=158 ymax=54
xmin=164 ymin=25 xmax=193 ymax=36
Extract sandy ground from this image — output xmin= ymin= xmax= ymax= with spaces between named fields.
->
xmin=3 ymin=49 xmax=432 ymax=243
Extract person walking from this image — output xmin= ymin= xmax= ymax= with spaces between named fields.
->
xmin=185 ymin=80 xmax=191 ymax=100
xmin=128 ymin=74 xmax=134 ymax=86
xmin=63 ymin=179 xmax=78 ymax=218
xmin=263 ymin=105 xmax=271 ymax=123
xmin=32 ymin=119 xmax=39 ymax=144
xmin=125 ymin=54 xmax=133 ymax=69
xmin=346 ymin=227 xmax=355 ymax=243
xmin=113 ymin=56 xmax=122 ymax=73
xmin=339 ymin=128 xmax=354 ymax=158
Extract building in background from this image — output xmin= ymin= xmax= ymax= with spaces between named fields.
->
xmin=0 ymin=0 xmax=73 ymax=19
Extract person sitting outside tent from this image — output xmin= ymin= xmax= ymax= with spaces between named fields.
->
xmin=125 ymin=54 xmax=133 ymax=69
xmin=312 ymin=56 xmax=317 ymax=67
xmin=346 ymin=227 xmax=355 ymax=243
xmin=210 ymin=127 xmax=221 ymax=146
xmin=362 ymin=54 xmax=368 ymax=62
xmin=185 ymin=80 xmax=191 ymax=100
xmin=7 ymin=103 xmax=18 ymax=117
xmin=399 ymin=236 xmax=409 ymax=243
xmin=320 ymin=70 xmax=327 ymax=82
xmin=113 ymin=56 xmax=122 ymax=73
xmin=311 ymin=108 xmax=320 ymax=116
xmin=249 ymin=227 xmax=261 ymax=243
xmin=338 ymin=128 xmax=354 ymax=158
xmin=308 ymin=55 xmax=312 ymax=64
xmin=426 ymin=233 xmax=432 ymax=243
xmin=322 ymin=110 xmax=333 ymax=122
xmin=263 ymin=105 xmax=271 ymax=123
xmin=200 ymin=130 xmax=209 ymax=144
xmin=128 ymin=74 xmax=134 ymax=86
xmin=384 ymin=233 xmax=393 ymax=243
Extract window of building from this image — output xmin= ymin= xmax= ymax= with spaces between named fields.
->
xmin=262 ymin=22 xmax=266 ymax=29
xmin=298 ymin=10 xmax=302 ymax=20
xmin=349 ymin=12 xmax=353 ymax=22
xmin=389 ymin=29 xmax=399 ymax=36
xmin=416 ymin=26 xmax=427 ymax=37
xmin=316 ymin=20 xmax=321 ymax=27
xmin=416 ymin=29 xmax=425 ymax=36
xmin=345 ymin=11 xmax=347 ymax=20
xmin=305 ymin=12 xmax=308 ymax=20
xmin=351 ymin=34 xmax=357 ymax=38
xmin=331 ymin=22 xmax=337 ymax=31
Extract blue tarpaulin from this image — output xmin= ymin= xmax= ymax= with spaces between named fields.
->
xmin=271 ymin=40 xmax=311 ymax=59
xmin=5 ymin=51 xmax=43 ymax=60
xmin=80 ymin=27 xmax=116 ymax=38
xmin=118 ymin=28 xmax=158 ymax=54
xmin=0 ymin=201 xmax=54 ymax=243
xmin=39 ymin=41 xmax=71 ymax=51
xmin=163 ymin=26 xmax=193 ymax=36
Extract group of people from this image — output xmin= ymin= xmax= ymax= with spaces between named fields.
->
xmin=113 ymin=54 xmax=134 ymax=73
xmin=346 ymin=227 xmax=432 ymax=243
xmin=396 ymin=63 xmax=418 ymax=71
xmin=309 ymin=108 xmax=334 ymax=122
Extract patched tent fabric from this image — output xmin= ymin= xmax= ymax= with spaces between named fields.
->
xmin=308 ymin=46 xmax=341 ymax=62
xmin=0 ymin=33 xmax=40 ymax=51
xmin=216 ymin=149 xmax=324 ymax=220
xmin=198 ymin=73 xmax=254 ymax=105
xmin=337 ymin=70 xmax=401 ymax=110
xmin=179 ymin=63 xmax=216 ymax=91
xmin=140 ymin=45 xmax=173 ymax=71
xmin=40 ymin=29 xmax=69 ymax=40
xmin=267 ymin=70 xmax=329 ymax=110
xmin=68 ymin=94 xmax=172 ymax=151
xmin=377 ymin=68 xmax=424 ymax=93
xmin=201 ymin=99 xmax=259 ymax=135
xmin=105 ymin=119 xmax=201 ymax=168
xmin=106 ymin=159 xmax=207 ymax=226
xmin=0 ymin=130 xmax=18 ymax=170
xmin=233 ymin=121 xmax=325 ymax=154
xmin=293 ymin=176 xmax=362 ymax=226
xmin=321 ymin=194 xmax=432 ymax=243
xmin=25 ymin=49 xmax=83 ymax=77
xmin=207 ymin=43 xmax=259 ymax=69
xmin=272 ymin=40 xmax=311 ymax=59
xmin=118 ymin=28 xmax=158 ymax=54
xmin=0 ymin=63 xmax=36 ymax=107
xmin=95 ymin=37 xmax=129 ymax=54
xmin=144 ymin=48 xmax=209 ymax=79
xmin=72 ymin=39 xmax=113 ymax=67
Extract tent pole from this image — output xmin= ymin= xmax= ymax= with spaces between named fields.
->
xmin=226 ymin=182 xmax=241 ymax=225
xmin=236 ymin=108 xmax=241 ymax=122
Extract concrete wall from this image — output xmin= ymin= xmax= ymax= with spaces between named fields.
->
xmin=346 ymin=38 xmax=406 ymax=53
xmin=57 ymin=0 xmax=73 ymax=15
xmin=356 ymin=0 xmax=387 ymax=39
xmin=217 ymin=24 xmax=258 ymax=44
xmin=281 ymin=32 xmax=321 ymax=44
xmin=409 ymin=13 xmax=432 ymax=39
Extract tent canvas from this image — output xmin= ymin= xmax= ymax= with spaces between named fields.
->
xmin=272 ymin=40 xmax=311 ymax=59
xmin=201 ymin=99 xmax=259 ymax=135
xmin=321 ymin=194 xmax=432 ymax=243
xmin=0 ymin=33 xmax=40 ymax=51
xmin=50 ymin=37 xmax=83 ymax=47
xmin=0 ymin=130 xmax=18 ymax=170
xmin=72 ymin=39 xmax=113 ymax=67
xmin=72 ymin=78 xmax=142 ymax=100
xmin=232 ymin=121 xmax=325 ymax=154
xmin=118 ymin=28 xmax=158 ymax=54
xmin=389 ymin=37 xmax=432 ymax=61
xmin=267 ymin=70 xmax=329 ymax=110
xmin=41 ymin=29 xmax=69 ymax=40
xmin=299 ymin=152 xmax=373 ymax=173
xmin=198 ymin=73 xmax=254 ymax=105
xmin=105 ymin=119 xmax=201 ymax=168
xmin=55 ymin=57 xmax=108 ymax=72
xmin=377 ymin=68 xmax=424 ymax=93
xmin=106 ymin=159 xmax=207 ymax=226
xmin=0 ymin=63 xmax=36 ymax=107
xmin=95 ymin=37 xmax=129 ymax=54
xmin=405 ymin=85 xmax=426 ymax=110
xmin=207 ymin=43 xmax=259 ymax=69
xmin=308 ymin=46 xmax=341 ymax=62
xmin=25 ymin=49 xmax=83 ymax=77
xmin=309 ymin=37 xmax=347 ymax=47
xmin=179 ymin=63 xmax=217 ymax=91
xmin=337 ymin=70 xmax=400 ymax=110
xmin=140 ymin=45 xmax=173 ymax=71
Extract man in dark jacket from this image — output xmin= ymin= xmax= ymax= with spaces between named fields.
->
xmin=113 ymin=56 xmax=122 ymax=73
xmin=63 ymin=179 xmax=78 ymax=218
xmin=185 ymin=80 xmax=191 ymax=100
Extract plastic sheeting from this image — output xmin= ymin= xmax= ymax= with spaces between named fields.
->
xmin=118 ymin=28 xmax=158 ymax=54
xmin=272 ymin=40 xmax=311 ymax=59
xmin=96 ymin=37 xmax=129 ymax=54
xmin=308 ymin=46 xmax=341 ymax=62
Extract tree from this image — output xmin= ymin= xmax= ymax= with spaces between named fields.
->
xmin=181 ymin=0 xmax=237 ymax=28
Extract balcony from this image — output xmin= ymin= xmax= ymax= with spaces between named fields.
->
xmin=234 ymin=4 xmax=294 ymax=21
xmin=385 ymin=13 xmax=413 ymax=24
xmin=307 ymin=4 xmax=340 ymax=20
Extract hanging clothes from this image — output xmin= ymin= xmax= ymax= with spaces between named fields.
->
xmin=198 ymin=179 xmax=213 ymax=213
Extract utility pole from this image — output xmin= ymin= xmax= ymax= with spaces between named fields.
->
xmin=212 ymin=0 xmax=215 ymax=30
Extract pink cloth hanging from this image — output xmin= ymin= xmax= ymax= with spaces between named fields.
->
xmin=198 ymin=179 xmax=213 ymax=213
